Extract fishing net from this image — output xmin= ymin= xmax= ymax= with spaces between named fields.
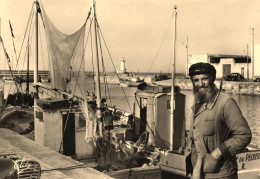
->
xmin=41 ymin=4 xmax=86 ymax=97
xmin=41 ymin=3 xmax=99 ymax=141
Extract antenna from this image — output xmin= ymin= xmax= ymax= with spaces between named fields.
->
xmin=170 ymin=4 xmax=177 ymax=151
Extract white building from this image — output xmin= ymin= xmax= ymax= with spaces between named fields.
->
xmin=253 ymin=44 xmax=260 ymax=78
xmin=116 ymin=57 xmax=127 ymax=74
xmin=189 ymin=54 xmax=251 ymax=79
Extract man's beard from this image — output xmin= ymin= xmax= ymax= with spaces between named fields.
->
xmin=193 ymin=83 xmax=218 ymax=103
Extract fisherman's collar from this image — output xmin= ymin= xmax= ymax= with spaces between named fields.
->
xmin=205 ymin=90 xmax=220 ymax=109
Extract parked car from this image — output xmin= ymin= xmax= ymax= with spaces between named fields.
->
xmin=253 ymin=76 xmax=260 ymax=82
xmin=224 ymin=73 xmax=245 ymax=81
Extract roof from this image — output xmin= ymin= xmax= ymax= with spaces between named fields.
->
xmin=209 ymin=54 xmax=251 ymax=63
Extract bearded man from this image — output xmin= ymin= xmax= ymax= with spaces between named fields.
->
xmin=185 ymin=62 xmax=252 ymax=179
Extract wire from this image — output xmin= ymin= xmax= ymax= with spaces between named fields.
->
xmin=57 ymin=9 xmax=92 ymax=153
xmin=89 ymin=18 xmax=96 ymax=92
xmin=97 ymin=21 xmax=132 ymax=114
xmin=15 ymin=3 xmax=35 ymax=72
xmin=39 ymin=21 xmax=46 ymax=72
xmin=145 ymin=11 xmax=174 ymax=75
xmin=97 ymin=25 xmax=112 ymax=106
xmin=21 ymin=13 xmax=34 ymax=74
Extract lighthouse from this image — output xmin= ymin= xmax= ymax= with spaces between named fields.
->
xmin=117 ymin=57 xmax=126 ymax=74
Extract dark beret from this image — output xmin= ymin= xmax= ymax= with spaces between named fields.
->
xmin=189 ymin=62 xmax=216 ymax=77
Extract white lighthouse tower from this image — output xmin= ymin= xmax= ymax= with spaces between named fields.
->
xmin=117 ymin=57 xmax=127 ymax=74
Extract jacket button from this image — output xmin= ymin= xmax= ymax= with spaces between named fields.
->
xmin=188 ymin=149 xmax=190 ymax=152
xmin=193 ymin=126 xmax=195 ymax=129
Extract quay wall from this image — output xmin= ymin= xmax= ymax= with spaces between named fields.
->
xmin=154 ymin=79 xmax=260 ymax=96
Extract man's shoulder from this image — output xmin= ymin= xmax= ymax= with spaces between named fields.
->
xmin=218 ymin=92 xmax=233 ymax=103
xmin=219 ymin=91 xmax=232 ymax=99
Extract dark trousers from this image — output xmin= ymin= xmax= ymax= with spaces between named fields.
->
xmin=203 ymin=172 xmax=238 ymax=179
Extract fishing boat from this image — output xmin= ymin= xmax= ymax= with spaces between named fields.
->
xmin=119 ymin=78 xmax=145 ymax=87
xmin=0 ymin=23 xmax=34 ymax=136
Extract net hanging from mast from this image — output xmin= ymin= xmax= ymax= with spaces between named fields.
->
xmin=41 ymin=4 xmax=86 ymax=96
xmin=40 ymin=4 xmax=99 ymax=141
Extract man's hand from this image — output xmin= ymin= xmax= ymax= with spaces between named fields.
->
xmin=210 ymin=148 xmax=222 ymax=159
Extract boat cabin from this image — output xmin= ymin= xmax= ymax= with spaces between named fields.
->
xmin=134 ymin=85 xmax=186 ymax=151
xmin=34 ymin=98 xmax=94 ymax=158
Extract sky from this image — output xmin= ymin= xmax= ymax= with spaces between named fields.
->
xmin=0 ymin=0 xmax=259 ymax=73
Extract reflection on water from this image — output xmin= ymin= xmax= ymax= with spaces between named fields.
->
xmin=2 ymin=79 xmax=260 ymax=148
xmin=85 ymin=80 xmax=260 ymax=149
xmin=94 ymin=84 xmax=260 ymax=149
xmin=182 ymin=91 xmax=260 ymax=149
xmin=232 ymin=95 xmax=260 ymax=148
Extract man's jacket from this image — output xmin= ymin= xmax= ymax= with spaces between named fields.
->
xmin=185 ymin=91 xmax=252 ymax=178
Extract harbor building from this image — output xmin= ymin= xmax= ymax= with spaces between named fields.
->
xmin=189 ymin=54 xmax=251 ymax=79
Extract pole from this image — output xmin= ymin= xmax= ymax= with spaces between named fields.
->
xmin=93 ymin=0 xmax=102 ymax=130
xmin=138 ymin=66 xmax=139 ymax=78
xmin=34 ymin=0 xmax=39 ymax=98
xmin=186 ymin=35 xmax=189 ymax=77
xmin=246 ymin=44 xmax=249 ymax=80
xmin=26 ymin=40 xmax=30 ymax=95
xmin=170 ymin=5 xmax=177 ymax=151
xmin=0 ymin=18 xmax=1 ymax=68
xmin=252 ymin=28 xmax=254 ymax=79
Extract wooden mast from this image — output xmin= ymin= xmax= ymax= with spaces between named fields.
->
xmin=93 ymin=0 xmax=102 ymax=134
xmin=34 ymin=0 xmax=39 ymax=98
xmin=170 ymin=5 xmax=177 ymax=151
xmin=26 ymin=40 xmax=30 ymax=95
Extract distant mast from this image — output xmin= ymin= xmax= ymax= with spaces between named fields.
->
xmin=170 ymin=5 xmax=177 ymax=151
xmin=26 ymin=40 xmax=30 ymax=95
xmin=93 ymin=0 xmax=102 ymax=134
xmin=34 ymin=0 xmax=39 ymax=98
xmin=0 ymin=18 xmax=1 ymax=70
xmin=0 ymin=18 xmax=0 ymax=70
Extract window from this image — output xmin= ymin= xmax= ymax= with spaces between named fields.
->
xmin=78 ymin=113 xmax=86 ymax=127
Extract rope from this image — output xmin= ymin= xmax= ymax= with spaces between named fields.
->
xmin=15 ymin=3 xmax=34 ymax=71
xmin=21 ymin=13 xmax=34 ymax=75
xmin=97 ymin=21 xmax=132 ymax=114
xmin=39 ymin=88 xmax=55 ymax=99
xmin=97 ymin=25 xmax=112 ymax=106
xmin=145 ymin=11 xmax=174 ymax=76
xmin=69 ymin=10 xmax=92 ymax=97
xmin=89 ymin=17 xmax=96 ymax=93
xmin=57 ymin=9 xmax=92 ymax=152
xmin=134 ymin=92 xmax=172 ymax=146
xmin=0 ymin=37 xmax=20 ymax=93
xmin=39 ymin=21 xmax=46 ymax=72
xmin=9 ymin=20 xmax=19 ymax=76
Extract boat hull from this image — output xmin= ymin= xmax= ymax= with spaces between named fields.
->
xmin=159 ymin=150 xmax=260 ymax=179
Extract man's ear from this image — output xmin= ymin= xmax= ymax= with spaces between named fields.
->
xmin=209 ymin=76 xmax=216 ymax=84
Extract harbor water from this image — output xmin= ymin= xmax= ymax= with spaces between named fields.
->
xmin=2 ymin=78 xmax=260 ymax=149
xmin=85 ymin=78 xmax=260 ymax=149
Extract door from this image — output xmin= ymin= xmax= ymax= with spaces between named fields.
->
xmin=62 ymin=113 xmax=75 ymax=156
xmin=223 ymin=64 xmax=231 ymax=77
xmin=140 ymin=98 xmax=147 ymax=136
xmin=241 ymin=67 xmax=244 ymax=76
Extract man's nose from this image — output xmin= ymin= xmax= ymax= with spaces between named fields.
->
xmin=197 ymin=80 xmax=206 ymax=88
xmin=198 ymin=80 xmax=203 ymax=87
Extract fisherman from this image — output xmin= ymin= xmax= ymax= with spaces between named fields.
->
xmin=185 ymin=62 xmax=252 ymax=179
